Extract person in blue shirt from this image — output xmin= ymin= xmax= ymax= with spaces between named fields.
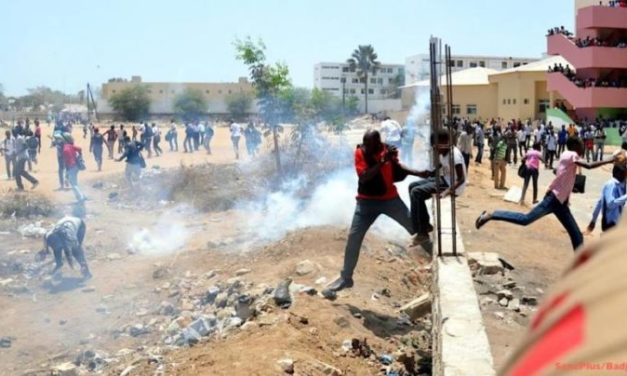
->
xmin=587 ymin=165 xmax=627 ymax=233
xmin=557 ymin=125 xmax=568 ymax=157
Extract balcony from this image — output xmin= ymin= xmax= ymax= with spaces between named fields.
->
xmin=547 ymin=34 xmax=627 ymax=69
xmin=577 ymin=6 xmax=627 ymax=31
xmin=547 ymin=72 xmax=627 ymax=108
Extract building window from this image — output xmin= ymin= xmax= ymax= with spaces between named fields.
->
xmin=368 ymin=89 xmax=374 ymax=94
xmin=381 ymin=89 xmax=387 ymax=95
xmin=538 ymin=99 xmax=550 ymax=113
xmin=501 ymin=62 xmax=508 ymax=69
xmin=524 ymin=98 xmax=529 ymax=104
xmin=370 ymin=78 xmax=377 ymax=84
xmin=448 ymin=60 xmax=455 ymax=67
xmin=457 ymin=60 xmax=463 ymax=67
xmin=360 ymin=78 xmax=366 ymax=83
xmin=350 ymin=89 xmax=356 ymax=94
xmin=479 ymin=61 xmax=485 ymax=68
xmin=352 ymin=78 xmax=359 ymax=83
xmin=377 ymin=78 xmax=383 ymax=84
xmin=387 ymin=68 xmax=393 ymax=73
xmin=361 ymin=89 xmax=365 ymax=94
xmin=469 ymin=62 xmax=478 ymax=68
xmin=507 ymin=99 xmax=511 ymax=105
xmin=512 ymin=99 xmax=516 ymax=105
xmin=452 ymin=105 xmax=461 ymax=115
xmin=466 ymin=104 xmax=477 ymax=115
xmin=342 ymin=67 xmax=349 ymax=72
xmin=502 ymin=99 xmax=506 ymax=105
xmin=513 ymin=62 xmax=521 ymax=68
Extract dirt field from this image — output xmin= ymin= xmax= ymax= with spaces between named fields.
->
xmin=0 ymin=123 xmax=433 ymax=376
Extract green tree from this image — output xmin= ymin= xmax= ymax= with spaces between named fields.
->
xmin=108 ymin=85 xmax=151 ymax=121
xmin=0 ymin=84 xmax=7 ymax=111
xmin=225 ymin=91 xmax=253 ymax=121
xmin=235 ymin=37 xmax=292 ymax=173
xmin=347 ymin=45 xmax=381 ymax=114
xmin=173 ymin=88 xmax=208 ymax=122
xmin=346 ymin=96 xmax=360 ymax=115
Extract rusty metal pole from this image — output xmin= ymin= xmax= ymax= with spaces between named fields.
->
xmin=429 ymin=37 xmax=442 ymax=257
xmin=445 ymin=45 xmax=458 ymax=256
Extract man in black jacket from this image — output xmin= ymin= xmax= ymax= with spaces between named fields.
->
xmin=326 ymin=130 xmax=426 ymax=292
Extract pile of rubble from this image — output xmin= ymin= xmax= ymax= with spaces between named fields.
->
xmin=469 ymin=252 xmax=541 ymax=324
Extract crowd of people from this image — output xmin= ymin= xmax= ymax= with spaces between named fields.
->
xmin=549 ymin=63 xmax=627 ymax=88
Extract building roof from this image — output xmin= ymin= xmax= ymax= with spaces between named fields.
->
xmin=489 ymin=55 xmax=570 ymax=75
xmin=402 ymin=67 xmax=498 ymax=88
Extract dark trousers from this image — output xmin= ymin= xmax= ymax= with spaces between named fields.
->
xmin=93 ymin=148 xmax=103 ymax=171
xmin=4 ymin=155 xmax=15 ymax=179
xmin=491 ymin=192 xmax=583 ymax=250
xmin=341 ymin=198 xmax=414 ymax=280
xmin=169 ymin=136 xmax=178 ymax=151
xmin=184 ymin=136 xmax=193 ymax=152
xmin=506 ymin=144 xmax=518 ymax=164
xmin=408 ymin=177 xmax=449 ymax=235
xmin=153 ymin=138 xmax=162 ymax=156
xmin=520 ymin=168 xmax=539 ymax=202
xmin=14 ymin=158 xmax=38 ymax=190
xmin=475 ymin=144 xmax=484 ymax=164
xmin=557 ymin=143 xmax=566 ymax=157
xmin=546 ymin=150 xmax=556 ymax=168
xmin=518 ymin=142 xmax=527 ymax=159
xmin=57 ymin=155 xmax=66 ymax=188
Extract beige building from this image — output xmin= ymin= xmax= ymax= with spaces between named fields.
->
xmin=98 ymin=76 xmax=255 ymax=116
xmin=401 ymin=56 xmax=568 ymax=122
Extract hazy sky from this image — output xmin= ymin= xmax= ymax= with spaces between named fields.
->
xmin=1 ymin=0 xmax=573 ymax=96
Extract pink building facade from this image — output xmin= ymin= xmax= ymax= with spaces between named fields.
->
xmin=547 ymin=4 xmax=627 ymax=121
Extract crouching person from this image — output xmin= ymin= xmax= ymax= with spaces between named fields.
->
xmin=325 ymin=130 xmax=426 ymax=293
xmin=38 ymin=216 xmax=91 ymax=279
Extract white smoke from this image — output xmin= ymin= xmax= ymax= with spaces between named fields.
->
xmin=406 ymin=87 xmax=433 ymax=172
xmin=127 ymin=205 xmax=192 ymax=256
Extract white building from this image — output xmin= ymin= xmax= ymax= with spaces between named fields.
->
xmin=405 ymin=54 xmax=541 ymax=84
xmin=313 ymin=62 xmax=405 ymax=113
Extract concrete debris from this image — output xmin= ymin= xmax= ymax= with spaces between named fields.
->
xmin=494 ymin=312 xmax=505 ymax=320
xmin=503 ymin=186 xmax=522 ymax=203
xmin=235 ymin=295 xmax=255 ymax=321
xmin=400 ymin=293 xmax=431 ymax=320
xmin=152 ymin=267 xmax=170 ymax=280
xmin=509 ymin=298 xmax=521 ymax=312
xmin=315 ymin=277 xmax=328 ymax=285
xmin=106 ymin=253 xmax=122 ymax=261
xmin=496 ymin=290 xmax=513 ymax=300
xmin=468 ymin=252 xmax=504 ymax=275
xmin=277 ymin=358 xmax=295 ymax=374
xmin=174 ymin=327 xmax=201 ymax=347
xmin=214 ymin=292 xmax=228 ymax=309
xmin=498 ymin=298 xmax=509 ymax=307
xmin=308 ymin=360 xmax=343 ymax=376
xmin=204 ymin=286 xmax=221 ymax=305
xmin=502 ymin=281 xmax=516 ymax=289
xmin=295 ymin=260 xmax=317 ymax=276
xmin=521 ymin=296 xmax=538 ymax=306
xmin=129 ymin=324 xmax=150 ymax=337
xmin=274 ymin=279 xmax=292 ymax=309
xmin=188 ymin=315 xmax=217 ymax=337
xmin=51 ymin=362 xmax=78 ymax=376
xmin=159 ymin=301 xmax=176 ymax=316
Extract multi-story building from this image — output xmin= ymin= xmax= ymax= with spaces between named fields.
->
xmin=546 ymin=1 xmax=627 ymax=120
xmin=313 ymin=62 xmax=405 ymax=113
xmin=98 ymin=76 xmax=255 ymax=116
xmin=405 ymin=54 xmax=541 ymax=84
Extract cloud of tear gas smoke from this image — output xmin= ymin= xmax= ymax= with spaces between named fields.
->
xmin=127 ymin=205 xmax=192 ymax=256
xmin=406 ymin=87 xmax=433 ymax=172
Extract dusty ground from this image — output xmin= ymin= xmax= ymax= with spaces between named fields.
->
xmin=454 ymin=152 xmax=615 ymax=371
xmin=0 ymin=124 xmax=432 ymax=376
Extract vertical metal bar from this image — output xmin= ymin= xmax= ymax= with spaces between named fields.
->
xmin=429 ymin=38 xmax=442 ymax=257
xmin=445 ymin=45 xmax=458 ymax=256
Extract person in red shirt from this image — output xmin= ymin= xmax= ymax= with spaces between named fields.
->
xmin=62 ymin=134 xmax=86 ymax=202
xmin=325 ymin=130 xmax=426 ymax=293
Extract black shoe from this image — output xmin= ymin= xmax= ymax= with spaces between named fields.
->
xmin=326 ymin=276 xmax=354 ymax=292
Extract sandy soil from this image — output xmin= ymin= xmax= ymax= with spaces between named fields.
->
xmin=0 ymin=124 xmax=432 ymax=376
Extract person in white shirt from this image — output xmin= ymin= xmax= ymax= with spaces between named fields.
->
xmin=152 ymin=123 xmax=162 ymax=156
xmin=517 ymin=127 xmax=527 ymax=160
xmin=1 ymin=130 xmax=16 ymax=180
xmin=545 ymin=129 xmax=558 ymax=169
xmin=408 ymin=129 xmax=467 ymax=244
xmin=230 ymin=121 xmax=242 ymax=159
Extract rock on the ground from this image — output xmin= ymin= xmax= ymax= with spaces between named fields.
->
xmin=106 ymin=253 xmax=122 ymax=261
xmin=235 ymin=268 xmax=251 ymax=276
xmin=400 ymin=293 xmax=431 ymax=320
xmin=274 ymin=279 xmax=292 ymax=309
xmin=468 ymin=252 xmax=504 ymax=275
xmin=159 ymin=301 xmax=176 ymax=316
xmin=497 ymin=289 xmax=513 ymax=300
xmin=522 ymin=296 xmax=538 ymax=306
xmin=308 ymin=360 xmax=343 ymax=376
xmin=295 ymin=260 xmax=317 ymax=276
xmin=499 ymin=298 xmax=509 ymax=307
xmin=321 ymin=289 xmax=337 ymax=301
xmin=509 ymin=298 xmax=521 ymax=312
xmin=503 ymin=281 xmax=516 ymax=289
xmin=494 ymin=312 xmax=505 ymax=320
xmin=0 ymin=336 xmax=11 ymax=348
xmin=277 ymin=358 xmax=295 ymax=374
xmin=51 ymin=362 xmax=78 ymax=376
xmin=235 ymin=295 xmax=255 ymax=321
xmin=188 ymin=315 xmax=217 ymax=337
xmin=129 ymin=324 xmax=150 ymax=337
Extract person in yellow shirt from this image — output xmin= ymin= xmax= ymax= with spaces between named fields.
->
xmin=567 ymin=124 xmax=578 ymax=138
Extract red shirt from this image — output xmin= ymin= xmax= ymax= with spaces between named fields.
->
xmin=63 ymin=144 xmax=81 ymax=168
xmin=355 ymin=146 xmax=399 ymax=200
